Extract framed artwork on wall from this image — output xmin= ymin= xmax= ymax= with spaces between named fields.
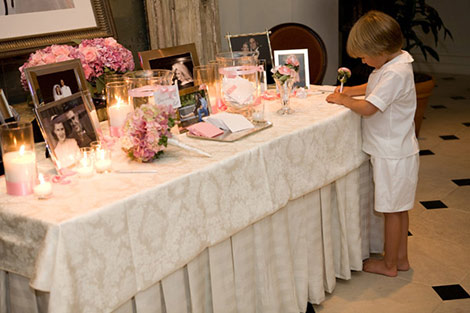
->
xmin=0 ymin=0 xmax=116 ymax=58
xmin=139 ymin=43 xmax=200 ymax=91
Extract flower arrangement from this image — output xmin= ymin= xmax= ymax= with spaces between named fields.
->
xmin=120 ymin=104 xmax=176 ymax=162
xmin=19 ymin=44 xmax=79 ymax=90
xmin=271 ymin=55 xmax=300 ymax=84
xmin=19 ymin=37 xmax=134 ymax=94
xmin=77 ymin=37 xmax=134 ymax=94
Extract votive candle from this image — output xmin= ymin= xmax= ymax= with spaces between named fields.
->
xmin=33 ymin=173 xmax=52 ymax=199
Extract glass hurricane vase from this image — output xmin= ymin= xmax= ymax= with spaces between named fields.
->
xmin=274 ymin=77 xmax=295 ymax=115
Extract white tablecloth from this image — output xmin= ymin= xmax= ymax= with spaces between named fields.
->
xmin=0 ymin=93 xmax=382 ymax=313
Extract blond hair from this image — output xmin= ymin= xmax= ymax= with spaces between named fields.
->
xmin=347 ymin=10 xmax=403 ymax=58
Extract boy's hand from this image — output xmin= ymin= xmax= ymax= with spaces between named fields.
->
xmin=326 ymin=91 xmax=350 ymax=105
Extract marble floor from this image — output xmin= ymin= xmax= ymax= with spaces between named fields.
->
xmin=311 ymin=73 xmax=470 ymax=313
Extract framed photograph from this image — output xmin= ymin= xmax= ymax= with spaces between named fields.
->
xmin=0 ymin=88 xmax=14 ymax=123
xmin=274 ymin=49 xmax=310 ymax=88
xmin=139 ymin=43 xmax=200 ymax=91
xmin=0 ymin=0 xmax=115 ymax=58
xmin=35 ymin=93 xmax=98 ymax=169
xmin=24 ymin=59 xmax=88 ymax=108
xmin=177 ymin=86 xmax=210 ymax=131
xmin=226 ymin=31 xmax=273 ymax=80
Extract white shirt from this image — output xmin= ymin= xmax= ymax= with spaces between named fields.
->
xmin=363 ymin=50 xmax=419 ymax=158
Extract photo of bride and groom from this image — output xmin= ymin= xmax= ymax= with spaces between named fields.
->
xmin=52 ymin=79 xmax=72 ymax=101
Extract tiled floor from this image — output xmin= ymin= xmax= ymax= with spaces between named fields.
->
xmin=312 ymin=73 xmax=470 ymax=313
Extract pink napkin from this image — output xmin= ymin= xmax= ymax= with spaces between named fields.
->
xmin=187 ymin=122 xmax=224 ymax=138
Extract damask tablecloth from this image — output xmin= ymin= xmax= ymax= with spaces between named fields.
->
xmin=0 ymin=93 xmax=370 ymax=312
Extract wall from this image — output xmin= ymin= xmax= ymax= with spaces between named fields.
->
xmin=412 ymin=0 xmax=470 ymax=75
xmin=218 ymin=0 xmax=339 ymax=85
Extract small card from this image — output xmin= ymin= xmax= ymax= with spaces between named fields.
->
xmin=204 ymin=112 xmax=254 ymax=133
xmin=153 ymin=85 xmax=181 ymax=109
xmin=187 ymin=122 xmax=224 ymax=138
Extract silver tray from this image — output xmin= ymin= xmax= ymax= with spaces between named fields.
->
xmin=186 ymin=121 xmax=273 ymax=142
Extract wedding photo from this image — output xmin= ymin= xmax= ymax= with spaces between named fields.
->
xmin=36 ymin=70 xmax=79 ymax=103
xmin=148 ymin=53 xmax=195 ymax=89
xmin=24 ymin=59 xmax=88 ymax=108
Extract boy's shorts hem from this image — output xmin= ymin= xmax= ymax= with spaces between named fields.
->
xmin=371 ymin=154 xmax=419 ymax=213
xmin=375 ymin=201 xmax=414 ymax=213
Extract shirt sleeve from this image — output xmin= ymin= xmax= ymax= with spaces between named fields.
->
xmin=365 ymin=70 xmax=407 ymax=112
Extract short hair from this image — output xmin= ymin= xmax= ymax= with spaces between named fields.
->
xmin=347 ymin=10 xmax=403 ymax=58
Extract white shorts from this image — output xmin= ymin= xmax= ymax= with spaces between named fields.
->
xmin=371 ymin=154 xmax=419 ymax=213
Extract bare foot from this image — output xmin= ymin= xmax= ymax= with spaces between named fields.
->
xmin=363 ymin=258 xmax=397 ymax=277
xmin=397 ymin=259 xmax=410 ymax=271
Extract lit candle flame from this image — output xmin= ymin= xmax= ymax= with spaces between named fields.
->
xmin=38 ymin=173 xmax=45 ymax=184
xmin=115 ymin=96 xmax=125 ymax=108
xmin=19 ymin=145 xmax=25 ymax=155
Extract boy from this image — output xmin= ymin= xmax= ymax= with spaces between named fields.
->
xmin=326 ymin=10 xmax=419 ymax=277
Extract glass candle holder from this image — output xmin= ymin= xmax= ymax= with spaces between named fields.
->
xmin=194 ymin=64 xmax=218 ymax=113
xmin=106 ymin=81 xmax=133 ymax=137
xmin=75 ymin=147 xmax=94 ymax=178
xmin=124 ymin=70 xmax=174 ymax=108
xmin=33 ymin=173 xmax=52 ymax=199
xmin=94 ymin=147 xmax=112 ymax=173
xmin=0 ymin=122 xmax=36 ymax=196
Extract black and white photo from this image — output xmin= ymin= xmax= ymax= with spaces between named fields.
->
xmin=35 ymin=93 xmax=98 ymax=169
xmin=139 ymin=43 xmax=200 ymax=91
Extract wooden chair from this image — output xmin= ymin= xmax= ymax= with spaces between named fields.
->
xmin=269 ymin=23 xmax=327 ymax=85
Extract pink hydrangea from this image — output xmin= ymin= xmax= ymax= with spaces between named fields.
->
xmin=19 ymin=44 xmax=78 ymax=90
xmin=19 ymin=37 xmax=135 ymax=90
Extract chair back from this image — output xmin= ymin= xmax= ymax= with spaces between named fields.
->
xmin=269 ymin=23 xmax=327 ymax=85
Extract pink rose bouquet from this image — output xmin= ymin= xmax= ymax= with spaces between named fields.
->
xmin=121 ymin=104 xmax=176 ymax=162
xmin=19 ymin=37 xmax=134 ymax=94
xmin=271 ymin=55 xmax=300 ymax=85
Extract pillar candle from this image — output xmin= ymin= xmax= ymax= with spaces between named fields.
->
xmin=3 ymin=145 xmax=36 ymax=196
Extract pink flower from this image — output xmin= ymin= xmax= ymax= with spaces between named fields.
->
xmin=286 ymin=55 xmax=300 ymax=67
xmin=104 ymin=37 xmax=118 ymax=47
xmin=51 ymin=45 xmax=71 ymax=57
xmin=278 ymin=65 xmax=292 ymax=76
xmin=79 ymin=46 xmax=98 ymax=63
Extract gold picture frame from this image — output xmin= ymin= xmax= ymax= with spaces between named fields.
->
xmin=24 ymin=59 xmax=88 ymax=109
xmin=138 ymin=43 xmax=200 ymax=91
xmin=0 ymin=0 xmax=116 ymax=58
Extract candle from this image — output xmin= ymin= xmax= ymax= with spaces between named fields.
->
xmin=3 ymin=145 xmax=36 ymax=196
xmin=75 ymin=148 xmax=94 ymax=178
xmin=94 ymin=148 xmax=112 ymax=173
xmin=76 ymin=162 xmax=94 ymax=178
xmin=33 ymin=173 xmax=52 ymax=199
xmin=108 ymin=99 xmax=133 ymax=128
xmin=108 ymin=98 xmax=133 ymax=137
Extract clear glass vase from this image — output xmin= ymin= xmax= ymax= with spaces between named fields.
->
xmin=216 ymin=51 xmax=259 ymax=118
xmin=274 ymin=77 xmax=295 ymax=115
